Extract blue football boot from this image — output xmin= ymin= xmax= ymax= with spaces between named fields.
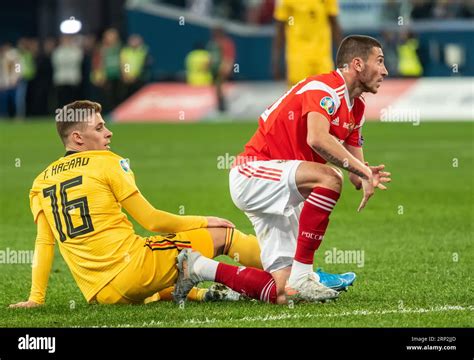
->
xmin=316 ymin=268 xmax=356 ymax=291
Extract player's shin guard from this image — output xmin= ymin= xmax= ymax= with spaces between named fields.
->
xmin=224 ymin=228 xmax=263 ymax=269
xmin=291 ymin=187 xmax=340 ymax=281
xmin=215 ymin=263 xmax=277 ymax=303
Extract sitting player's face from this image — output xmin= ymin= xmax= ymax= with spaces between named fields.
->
xmin=359 ymin=47 xmax=388 ymax=94
xmin=80 ymin=113 xmax=113 ymax=151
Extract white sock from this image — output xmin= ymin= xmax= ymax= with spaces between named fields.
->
xmin=192 ymin=255 xmax=219 ymax=281
xmin=288 ymin=260 xmax=316 ymax=286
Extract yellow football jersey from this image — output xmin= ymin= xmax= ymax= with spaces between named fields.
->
xmin=274 ymin=0 xmax=339 ymax=62
xmin=29 ymin=150 xmax=143 ymax=302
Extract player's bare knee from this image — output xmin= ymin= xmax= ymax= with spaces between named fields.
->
xmin=332 ymin=167 xmax=344 ymax=181
xmin=318 ymin=167 xmax=343 ymax=193
xmin=329 ymin=167 xmax=343 ymax=192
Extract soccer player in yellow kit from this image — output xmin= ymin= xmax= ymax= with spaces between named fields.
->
xmin=272 ymin=0 xmax=343 ymax=86
xmin=9 ymin=100 xmax=262 ymax=307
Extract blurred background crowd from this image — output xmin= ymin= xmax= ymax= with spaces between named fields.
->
xmin=0 ymin=0 xmax=473 ymax=118
xmin=0 ymin=30 xmax=152 ymax=117
xmin=160 ymin=0 xmax=474 ymax=23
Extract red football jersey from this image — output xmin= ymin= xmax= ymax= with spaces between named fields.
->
xmin=237 ymin=70 xmax=365 ymax=164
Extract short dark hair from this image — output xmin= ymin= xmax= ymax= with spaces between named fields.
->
xmin=55 ymin=100 xmax=102 ymax=145
xmin=335 ymin=35 xmax=382 ymax=69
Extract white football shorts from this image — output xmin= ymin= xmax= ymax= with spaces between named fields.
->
xmin=229 ymin=160 xmax=305 ymax=272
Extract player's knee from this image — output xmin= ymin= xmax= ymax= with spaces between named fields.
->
xmin=332 ymin=167 xmax=344 ymax=181
xmin=331 ymin=167 xmax=344 ymax=191
xmin=319 ymin=167 xmax=343 ymax=193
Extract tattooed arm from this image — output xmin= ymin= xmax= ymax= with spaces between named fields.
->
xmin=345 ymin=144 xmax=365 ymax=189
xmin=306 ymin=112 xmax=371 ymax=180
xmin=307 ymin=112 xmax=391 ymax=211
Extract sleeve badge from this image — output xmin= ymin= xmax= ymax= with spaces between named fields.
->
xmin=320 ymin=96 xmax=336 ymax=115
xmin=119 ymin=159 xmax=131 ymax=172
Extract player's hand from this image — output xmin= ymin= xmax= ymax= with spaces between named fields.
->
xmin=358 ymin=175 xmax=375 ymax=212
xmin=349 ymin=173 xmax=362 ymax=190
xmin=357 ymin=164 xmax=391 ymax=212
xmin=368 ymin=163 xmax=392 ymax=190
xmin=205 ymin=217 xmax=235 ymax=228
xmin=9 ymin=300 xmax=42 ymax=309
xmin=352 ymin=163 xmax=391 ymax=191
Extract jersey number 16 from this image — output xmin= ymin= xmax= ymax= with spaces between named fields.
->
xmin=43 ymin=176 xmax=94 ymax=242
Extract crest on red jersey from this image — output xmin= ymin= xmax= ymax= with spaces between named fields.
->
xmin=320 ymin=96 xmax=335 ymax=115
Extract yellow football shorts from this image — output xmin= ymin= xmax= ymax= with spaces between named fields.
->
xmin=95 ymin=229 xmax=215 ymax=304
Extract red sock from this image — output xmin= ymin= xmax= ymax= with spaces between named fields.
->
xmin=215 ymin=263 xmax=277 ymax=303
xmin=294 ymin=187 xmax=340 ymax=264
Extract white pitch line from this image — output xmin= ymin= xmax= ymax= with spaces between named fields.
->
xmin=114 ymin=304 xmax=473 ymax=327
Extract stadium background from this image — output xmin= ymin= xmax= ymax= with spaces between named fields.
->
xmin=0 ymin=0 xmax=472 ymax=328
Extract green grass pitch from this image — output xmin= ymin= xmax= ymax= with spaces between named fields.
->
xmin=0 ymin=119 xmax=472 ymax=327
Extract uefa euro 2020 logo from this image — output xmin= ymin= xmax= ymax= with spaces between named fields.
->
xmin=320 ymin=96 xmax=335 ymax=116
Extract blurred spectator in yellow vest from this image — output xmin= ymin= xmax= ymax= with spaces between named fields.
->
xmin=185 ymin=43 xmax=212 ymax=86
xmin=397 ymin=31 xmax=423 ymax=77
xmin=120 ymin=34 xmax=149 ymax=98
xmin=16 ymin=38 xmax=37 ymax=118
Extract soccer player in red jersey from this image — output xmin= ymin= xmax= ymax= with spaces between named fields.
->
xmin=227 ymin=35 xmax=392 ymax=303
